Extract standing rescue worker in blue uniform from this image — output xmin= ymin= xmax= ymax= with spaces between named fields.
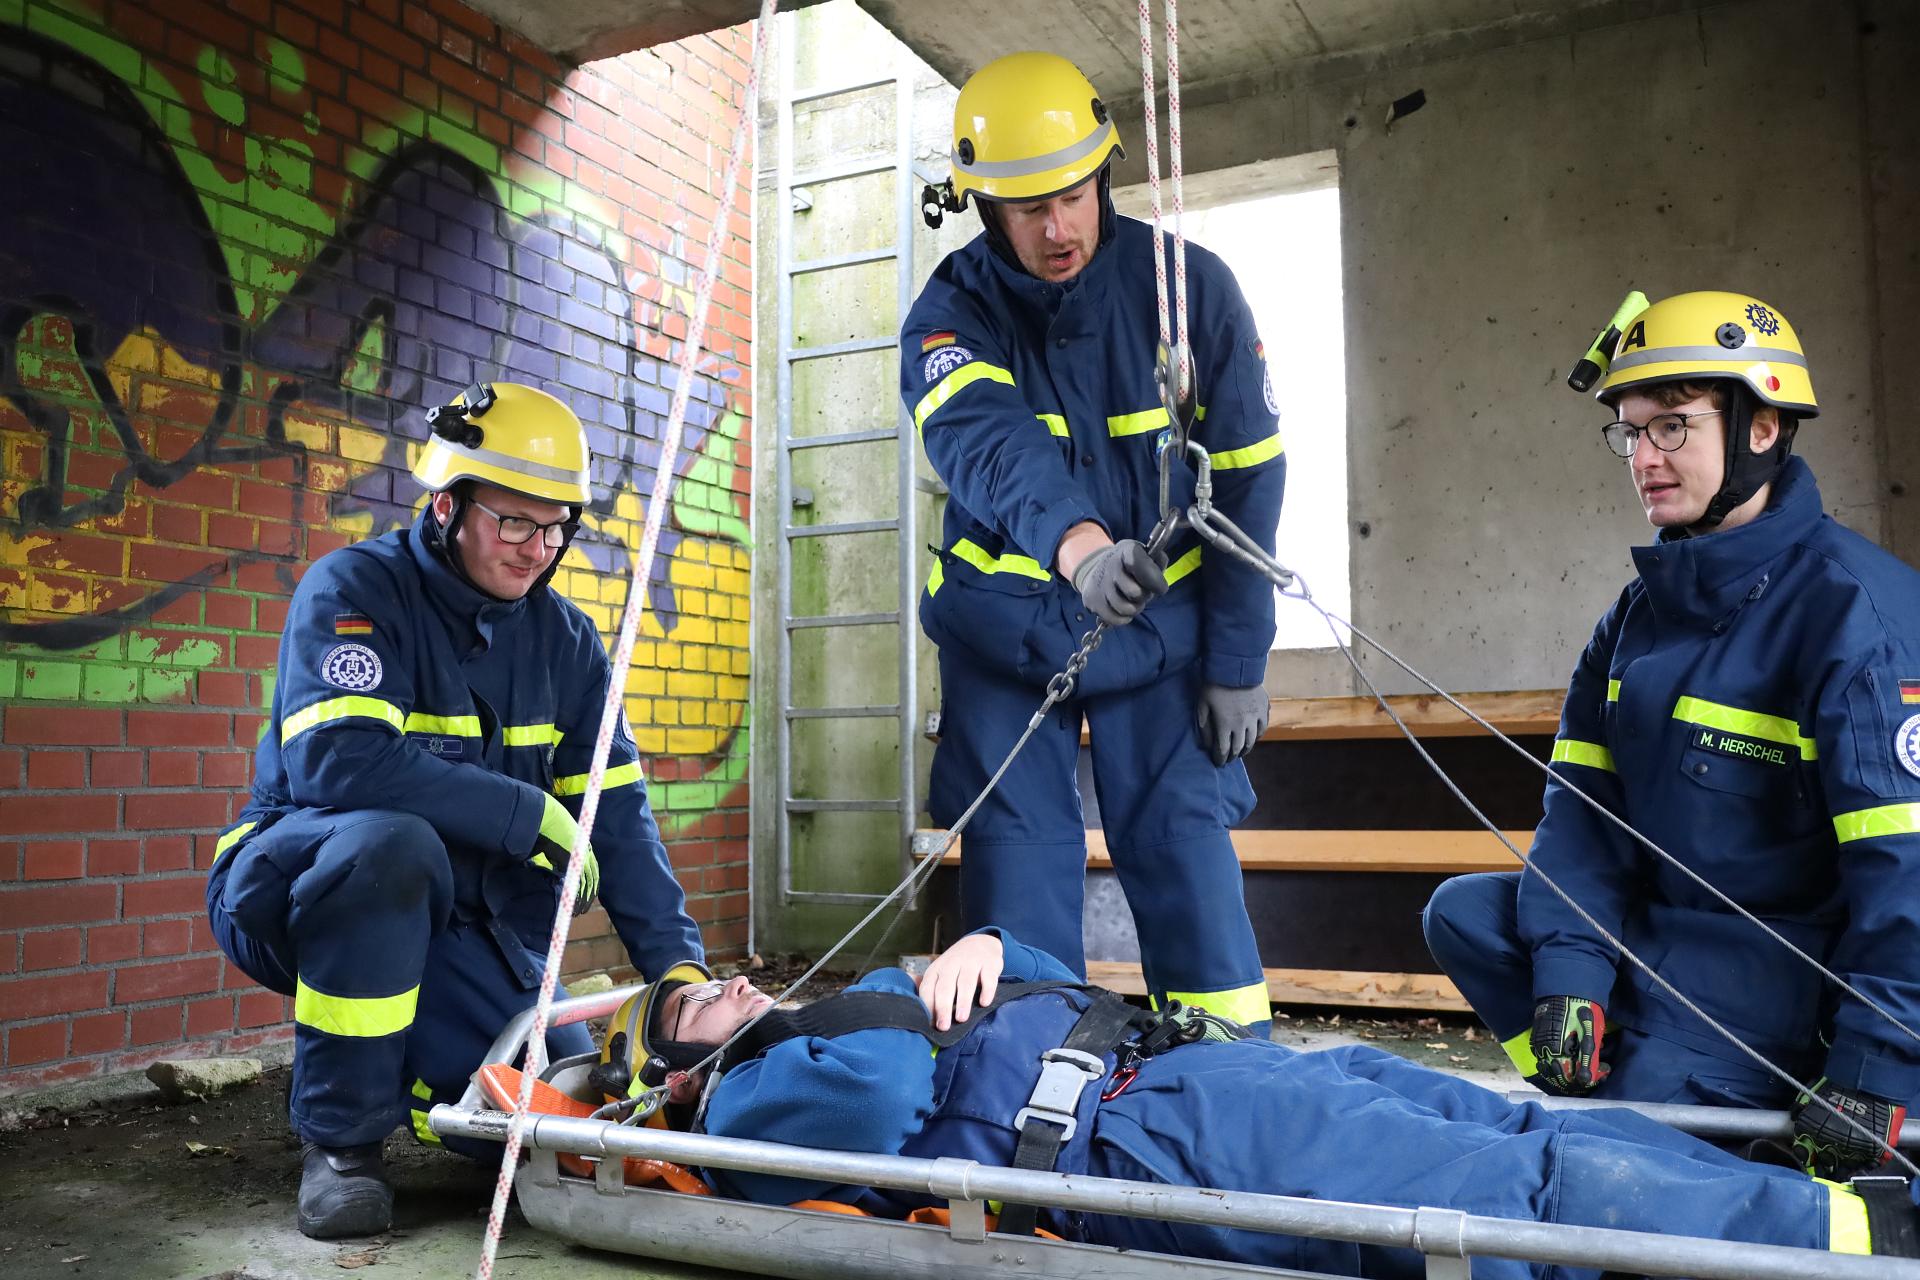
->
xmin=205 ymin=382 xmax=704 ymax=1238
xmin=1424 ymin=291 xmax=1920 ymax=1182
xmin=905 ymin=52 xmax=1285 ymax=1031
xmin=613 ymin=930 xmax=1920 ymax=1276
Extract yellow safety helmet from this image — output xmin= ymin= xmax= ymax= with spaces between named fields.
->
xmin=412 ymin=381 xmax=593 ymax=505
xmin=594 ymin=960 xmax=715 ymax=1101
xmin=1594 ymin=291 xmax=1818 ymax=418
xmin=948 ymin=51 xmax=1124 ymax=208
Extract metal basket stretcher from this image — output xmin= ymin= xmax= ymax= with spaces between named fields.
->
xmin=430 ymin=982 xmax=1920 ymax=1280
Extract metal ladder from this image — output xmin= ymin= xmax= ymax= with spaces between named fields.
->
xmin=773 ymin=21 xmax=918 ymax=905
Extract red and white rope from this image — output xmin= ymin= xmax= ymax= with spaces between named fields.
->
xmin=1136 ymin=0 xmax=1188 ymax=400
xmin=473 ymin=2 xmax=777 ymax=1275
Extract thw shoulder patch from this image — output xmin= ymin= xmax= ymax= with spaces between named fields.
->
xmin=923 ymin=345 xmax=974 ymax=384
xmin=1897 ymin=713 xmax=1920 ymax=781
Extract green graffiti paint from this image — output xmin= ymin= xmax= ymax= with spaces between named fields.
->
xmin=82 ymin=663 xmax=139 ymax=703
xmin=141 ymin=668 xmax=194 ymax=702
xmin=341 ymin=317 xmax=388 ymax=395
xmin=0 ymin=658 xmax=17 ymax=700
xmin=671 ymin=410 xmax=751 ymax=546
xmin=655 ymin=709 xmax=750 ymax=838
xmin=194 ymin=45 xmax=244 ymax=126
xmin=20 ymin=660 xmax=82 ymax=700
xmin=125 ymin=633 xmax=221 ymax=667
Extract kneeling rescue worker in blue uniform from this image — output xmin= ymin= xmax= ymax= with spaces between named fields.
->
xmin=1423 ymin=291 xmax=1920 ymax=1181
xmin=205 ymin=383 xmax=704 ymax=1238
xmin=608 ymin=930 xmax=1920 ymax=1277
xmin=904 ymin=52 xmax=1286 ymax=1031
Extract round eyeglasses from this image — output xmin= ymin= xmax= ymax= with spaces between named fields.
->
xmin=1600 ymin=409 xmax=1723 ymax=459
xmin=468 ymin=497 xmax=579 ymax=547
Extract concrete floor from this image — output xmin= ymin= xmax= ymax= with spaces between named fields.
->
xmin=0 ymin=1018 xmax=1523 ymax=1280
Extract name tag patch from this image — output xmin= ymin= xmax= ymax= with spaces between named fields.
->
xmin=408 ymin=734 xmax=467 ymax=759
xmin=1693 ymin=727 xmax=1790 ymax=767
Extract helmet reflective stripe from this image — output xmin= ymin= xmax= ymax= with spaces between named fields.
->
xmin=957 ymin=119 xmax=1118 ymax=186
xmin=437 ymin=438 xmax=588 ymax=489
xmin=1611 ymin=344 xmax=1808 ymax=372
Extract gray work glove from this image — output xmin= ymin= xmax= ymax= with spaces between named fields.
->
xmin=1195 ymin=683 xmax=1270 ymax=765
xmin=1071 ymin=539 xmax=1168 ymax=626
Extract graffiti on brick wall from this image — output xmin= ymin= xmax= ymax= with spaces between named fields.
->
xmin=0 ymin=6 xmax=751 ymax=828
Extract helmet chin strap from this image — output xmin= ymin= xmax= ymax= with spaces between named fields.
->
xmin=1692 ymin=382 xmax=1797 ymax=531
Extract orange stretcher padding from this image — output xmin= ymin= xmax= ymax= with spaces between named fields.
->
xmin=474 ymin=1062 xmax=1060 ymax=1236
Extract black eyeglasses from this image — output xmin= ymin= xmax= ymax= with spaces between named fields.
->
xmin=1600 ymin=409 xmax=1724 ymax=459
xmin=670 ymin=981 xmax=726 ymax=1040
xmin=468 ymin=498 xmax=578 ymax=548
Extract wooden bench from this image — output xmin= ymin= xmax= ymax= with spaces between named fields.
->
xmin=919 ymin=688 xmax=1564 ymax=1013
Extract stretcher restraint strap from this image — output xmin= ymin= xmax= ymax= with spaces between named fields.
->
xmin=998 ymin=993 xmax=1142 ymax=1237
xmin=473 ymin=2 xmax=781 ymax=1274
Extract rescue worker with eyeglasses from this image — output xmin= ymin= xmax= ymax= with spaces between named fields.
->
xmin=905 ymin=52 xmax=1285 ymax=1033
xmin=602 ymin=930 xmax=1920 ymax=1275
xmin=205 ymin=383 xmax=703 ymax=1238
xmin=1423 ymin=291 xmax=1920 ymax=1182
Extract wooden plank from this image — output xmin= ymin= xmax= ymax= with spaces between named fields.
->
xmin=1084 ymin=961 xmax=1469 ymax=1014
xmin=916 ymin=827 xmax=1530 ymax=874
xmin=1069 ymin=688 xmax=1564 ymax=744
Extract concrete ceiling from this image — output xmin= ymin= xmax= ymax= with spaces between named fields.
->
xmin=465 ymin=0 xmax=1605 ymax=80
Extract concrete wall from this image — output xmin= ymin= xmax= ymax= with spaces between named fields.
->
xmin=1108 ymin=0 xmax=1915 ymax=695
xmin=0 ymin=0 xmax=755 ymax=1093
xmin=751 ymin=0 xmax=971 ymax=954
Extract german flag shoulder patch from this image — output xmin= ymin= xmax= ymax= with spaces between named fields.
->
xmin=334 ymin=613 xmax=374 ymax=636
xmin=921 ymin=330 xmax=957 ymax=352
xmin=1899 ymin=678 xmax=1920 ymax=705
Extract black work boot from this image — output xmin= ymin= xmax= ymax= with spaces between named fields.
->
xmin=298 ymin=1141 xmax=393 ymax=1239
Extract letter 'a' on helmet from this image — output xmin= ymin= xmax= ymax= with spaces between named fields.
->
xmin=598 ymin=960 xmax=715 ymax=1101
xmin=949 ymin=51 xmax=1125 ymax=209
xmin=1596 ymin=290 xmax=1819 ymax=419
xmin=412 ymin=381 xmax=593 ymax=504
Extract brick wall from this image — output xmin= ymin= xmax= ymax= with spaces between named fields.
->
xmin=0 ymin=0 xmax=755 ymax=1094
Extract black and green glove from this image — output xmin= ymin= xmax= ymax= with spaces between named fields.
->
xmin=532 ymin=794 xmax=600 ymax=915
xmin=1790 ymin=1079 xmax=1906 ymax=1180
xmin=1529 ymin=995 xmax=1610 ymax=1094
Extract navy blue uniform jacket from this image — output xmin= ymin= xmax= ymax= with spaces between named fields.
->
xmin=902 ymin=217 xmax=1286 ymax=690
xmin=219 ymin=510 xmax=702 ymax=979
xmin=1522 ymin=457 xmax=1920 ymax=1101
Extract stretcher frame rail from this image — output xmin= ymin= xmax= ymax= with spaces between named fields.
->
xmin=433 ymin=986 xmax=1920 ymax=1280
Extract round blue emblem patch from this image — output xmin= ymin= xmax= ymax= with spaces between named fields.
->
xmin=1898 ymin=713 xmax=1920 ymax=782
xmin=320 ymin=642 xmax=383 ymax=692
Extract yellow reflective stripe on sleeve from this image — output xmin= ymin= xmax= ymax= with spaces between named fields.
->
xmin=1036 ymin=413 xmax=1069 ymax=438
xmin=1107 ymin=407 xmax=1169 ymax=437
xmin=294 ymin=978 xmax=419 ymax=1038
xmin=1501 ymin=1028 xmax=1540 ymax=1077
xmin=926 ymin=559 xmax=946 ymax=598
xmin=1159 ymin=981 xmax=1271 ymax=1028
xmin=1210 ymin=431 xmax=1285 ymax=470
xmin=1671 ymin=696 xmax=1816 ymax=760
xmin=1833 ymin=803 xmax=1920 ymax=844
xmin=1824 ymin=1181 xmax=1870 ymax=1255
xmin=210 ymin=820 xmax=258 ymax=871
xmin=1606 ymin=679 xmax=1621 ymax=702
xmin=281 ymin=696 xmax=405 ymax=744
xmin=949 ymin=538 xmax=1051 ymax=581
xmin=403 ymin=712 xmax=483 ymax=737
xmin=913 ymin=361 xmax=1014 ymax=431
xmin=1164 ymin=545 xmax=1202 ymax=586
xmin=1550 ymin=738 xmax=1616 ymax=772
xmin=503 ymin=723 xmax=561 ymax=748
xmin=553 ymin=760 xmax=644 ymax=797
xmin=409 ymin=1078 xmax=443 ymax=1146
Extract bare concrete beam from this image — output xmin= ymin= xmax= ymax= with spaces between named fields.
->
xmin=459 ymin=0 xmax=828 ymax=64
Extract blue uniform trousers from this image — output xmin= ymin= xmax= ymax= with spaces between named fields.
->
xmin=930 ymin=649 xmax=1267 ymax=1030
xmin=1423 ymin=871 xmax=1827 ymax=1107
xmin=1086 ymin=1037 xmax=1836 ymax=1279
xmin=206 ymin=808 xmax=590 ymax=1151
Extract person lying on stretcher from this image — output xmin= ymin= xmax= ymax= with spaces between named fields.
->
xmin=592 ymin=929 xmax=1920 ymax=1278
